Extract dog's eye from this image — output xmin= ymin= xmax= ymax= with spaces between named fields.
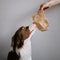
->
xmin=20 ymin=26 xmax=25 ymax=30
xmin=22 ymin=27 xmax=25 ymax=30
xmin=26 ymin=26 xmax=29 ymax=29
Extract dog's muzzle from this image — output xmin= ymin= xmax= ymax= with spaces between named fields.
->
xmin=29 ymin=24 xmax=36 ymax=32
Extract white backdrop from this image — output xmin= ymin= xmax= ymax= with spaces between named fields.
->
xmin=0 ymin=0 xmax=60 ymax=60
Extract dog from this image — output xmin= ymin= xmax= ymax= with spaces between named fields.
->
xmin=7 ymin=23 xmax=36 ymax=60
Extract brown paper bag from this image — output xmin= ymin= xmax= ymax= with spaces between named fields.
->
xmin=32 ymin=10 xmax=49 ymax=31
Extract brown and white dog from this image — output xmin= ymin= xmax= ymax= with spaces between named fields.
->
xmin=7 ymin=23 xmax=36 ymax=60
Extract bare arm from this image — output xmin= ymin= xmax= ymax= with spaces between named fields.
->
xmin=40 ymin=0 xmax=60 ymax=11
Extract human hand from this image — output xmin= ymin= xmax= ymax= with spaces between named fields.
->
xmin=40 ymin=0 xmax=60 ymax=11
xmin=39 ymin=3 xmax=51 ymax=11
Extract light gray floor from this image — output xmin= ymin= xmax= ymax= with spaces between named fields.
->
xmin=0 ymin=0 xmax=60 ymax=60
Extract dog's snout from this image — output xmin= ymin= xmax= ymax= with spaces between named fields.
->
xmin=26 ymin=26 xmax=29 ymax=29
xmin=29 ymin=24 xmax=36 ymax=32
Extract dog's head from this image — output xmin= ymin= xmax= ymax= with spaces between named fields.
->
xmin=11 ymin=26 xmax=32 ymax=51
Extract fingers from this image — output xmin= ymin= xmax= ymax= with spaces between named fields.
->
xmin=40 ymin=3 xmax=50 ymax=11
xmin=40 ymin=3 xmax=45 ymax=11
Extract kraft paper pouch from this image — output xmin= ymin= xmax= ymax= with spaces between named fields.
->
xmin=32 ymin=10 xmax=49 ymax=31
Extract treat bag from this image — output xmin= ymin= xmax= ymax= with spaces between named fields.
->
xmin=32 ymin=10 xmax=49 ymax=31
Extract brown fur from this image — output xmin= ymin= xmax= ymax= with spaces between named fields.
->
xmin=11 ymin=26 xmax=31 ymax=51
xmin=7 ymin=26 xmax=31 ymax=60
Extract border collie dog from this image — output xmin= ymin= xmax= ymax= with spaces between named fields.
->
xmin=7 ymin=23 xmax=36 ymax=60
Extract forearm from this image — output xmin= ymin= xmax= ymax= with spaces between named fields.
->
xmin=47 ymin=0 xmax=60 ymax=7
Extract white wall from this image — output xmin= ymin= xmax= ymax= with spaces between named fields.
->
xmin=0 ymin=0 xmax=60 ymax=60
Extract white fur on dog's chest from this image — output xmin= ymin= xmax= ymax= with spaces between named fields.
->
xmin=16 ymin=38 xmax=32 ymax=60
xmin=20 ymin=39 xmax=32 ymax=60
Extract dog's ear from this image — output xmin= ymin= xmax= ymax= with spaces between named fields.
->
xmin=11 ymin=36 xmax=14 ymax=47
xmin=11 ymin=33 xmax=17 ymax=47
xmin=17 ymin=34 xmax=23 ymax=45
xmin=11 ymin=33 xmax=23 ymax=47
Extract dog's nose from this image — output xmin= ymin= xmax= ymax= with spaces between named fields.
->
xmin=26 ymin=26 xmax=29 ymax=29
